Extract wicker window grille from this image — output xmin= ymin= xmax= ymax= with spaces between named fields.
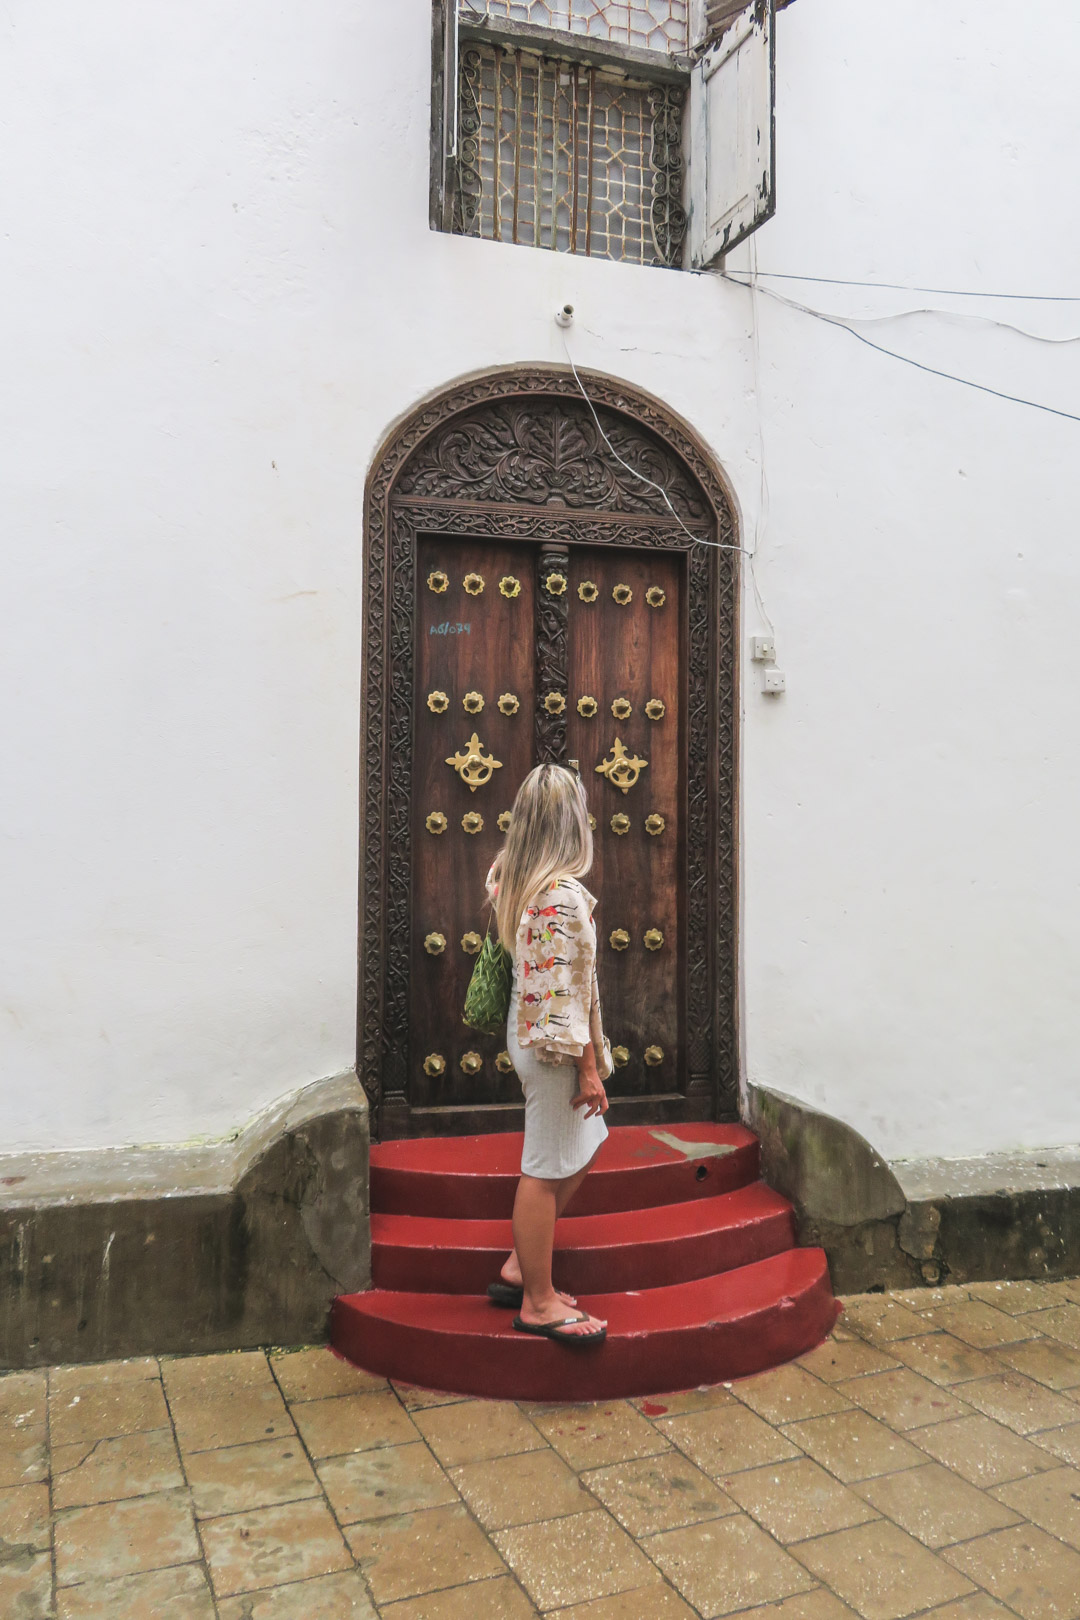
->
xmin=466 ymin=0 xmax=690 ymax=53
xmin=454 ymin=43 xmax=686 ymax=267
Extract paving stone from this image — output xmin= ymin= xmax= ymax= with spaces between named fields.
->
xmin=581 ymin=1452 xmax=738 ymax=1536
xmin=528 ymin=1402 xmax=669 ymax=1471
xmin=0 ymin=1547 xmax=53 ymax=1618
xmin=346 ymin=1501 xmax=506 ymax=1604
xmin=199 ymin=1496 xmax=352 ymax=1598
xmin=290 ymin=1390 xmax=418 ymax=1459
xmin=270 ymin=1347 xmax=389 ymax=1402
xmin=789 ymin=1518 xmax=975 ymax=1619
xmin=912 ymin=1413 xmax=1060 ymax=1486
xmin=51 ymin=1428 xmax=184 ymax=1509
xmin=886 ymin=1333 xmax=1001 ymax=1386
xmin=796 ymin=1338 xmax=903 ymax=1384
xmin=0 ymin=1425 xmax=47 ymax=1486
xmin=741 ymin=1592 xmax=862 ymax=1620
xmin=780 ymin=1409 xmax=926 ymax=1482
xmin=1028 ymin=1419 xmax=1080 ymax=1467
xmin=954 ymin=1371 xmax=1080 ymax=1435
xmin=162 ymin=1351 xmax=272 ymax=1399
xmin=494 ymin=1508 xmax=654 ymax=1610
xmin=718 ymin=1456 xmax=880 ymax=1543
xmin=992 ymin=1463 xmax=1080 ymax=1550
xmin=0 ymin=1481 xmax=51 ymax=1549
xmin=852 ymin=1461 xmax=1022 ymax=1547
xmin=318 ymin=1441 xmax=458 ymax=1524
xmin=391 ymin=1381 xmax=470 ymax=1410
xmin=942 ymin=1523 xmax=1080 ymax=1620
xmin=452 ymin=1447 xmax=594 ymax=1530
xmin=56 ymin=1562 xmax=215 ymax=1619
xmin=1022 ymin=1304 xmax=1080 ymax=1350
xmin=164 ymin=1354 xmax=296 ymax=1454
xmin=995 ymin=1336 xmax=1080 ymax=1389
xmin=729 ymin=1362 xmax=854 ymax=1424
xmin=836 ymin=1299 xmax=932 ymax=1342
xmin=556 ymin=1585 xmax=700 ymax=1618
xmin=0 ymin=1370 xmax=47 ymax=1428
xmin=645 ymin=1510 xmax=816 ymax=1617
xmin=48 ymin=1365 xmax=170 ymax=1447
xmin=911 ymin=1596 xmax=1021 ymax=1620
xmin=381 ymin=1574 xmax=538 ymax=1618
xmin=216 ymin=1569 xmax=378 ymax=1618
xmin=54 ymin=1488 xmax=199 ymax=1586
xmin=888 ymin=1286 xmax=973 ymax=1313
xmin=413 ymin=1398 xmax=545 ymax=1467
xmin=966 ymin=1280 xmax=1066 ymax=1315
xmin=922 ymin=1302 xmax=1041 ymax=1348
xmin=630 ymin=1385 xmax=738 ymax=1416
xmin=184 ymin=1436 xmax=321 ymax=1517
xmin=834 ymin=1367 xmax=974 ymax=1429
xmin=657 ymin=1404 xmax=802 ymax=1477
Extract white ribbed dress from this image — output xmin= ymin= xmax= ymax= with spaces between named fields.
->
xmin=499 ymin=874 xmax=613 ymax=1181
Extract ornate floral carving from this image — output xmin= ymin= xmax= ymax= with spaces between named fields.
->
xmin=649 ymin=84 xmax=688 ymax=267
xmin=535 ymin=544 xmax=569 ymax=765
xmin=362 ymin=370 xmax=739 ymax=1136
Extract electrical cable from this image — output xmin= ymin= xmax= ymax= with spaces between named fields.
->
xmin=744 ymin=270 xmax=1080 ymax=303
xmin=559 ymin=331 xmax=751 ymax=555
xmin=723 ymin=274 xmax=1080 ymax=426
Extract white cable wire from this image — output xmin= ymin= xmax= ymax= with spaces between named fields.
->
xmin=559 ymin=332 xmax=750 ymax=555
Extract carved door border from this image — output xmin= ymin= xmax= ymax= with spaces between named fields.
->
xmin=361 ymin=367 xmax=740 ymax=1138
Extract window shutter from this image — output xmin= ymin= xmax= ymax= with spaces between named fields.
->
xmin=686 ymin=0 xmax=775 ymax=268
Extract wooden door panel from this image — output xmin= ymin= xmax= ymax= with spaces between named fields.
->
xmin=412 ymin=537 xmax=536 ymax=1108
xmin=566 ymin=548 xmax=685 ymax=1097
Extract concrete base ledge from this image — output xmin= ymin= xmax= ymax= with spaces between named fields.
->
xmin=746 ymin=1082 xmax=1080 ymax=1294
xmin=0 ymin=1074 xmax=371 ymax=1369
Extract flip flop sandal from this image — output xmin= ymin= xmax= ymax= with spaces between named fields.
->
xmin=487 ymin=1281 xmax=524 ymax=1308
xmin=512 ymin=1314 xmax=607 ymax=1345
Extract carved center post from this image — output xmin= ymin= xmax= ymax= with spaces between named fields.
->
xmin=535 ymin=544 xmax=569 ymax=765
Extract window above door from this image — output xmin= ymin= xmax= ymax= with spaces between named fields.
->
xmin=430 ymin=0 xmax=783 ymax=270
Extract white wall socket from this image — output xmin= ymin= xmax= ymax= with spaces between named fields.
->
xmin=750 ymin=634 xmax=776 ymax=662
xmin=763 ymin=667 xmax=787 ymax=694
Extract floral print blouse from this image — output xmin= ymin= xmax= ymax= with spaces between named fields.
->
xmin=486 ymin=866 xmax=613 ymax=1080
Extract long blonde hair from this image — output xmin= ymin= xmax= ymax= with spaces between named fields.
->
xmin=490 ymin=764 xmax=593 ymax=952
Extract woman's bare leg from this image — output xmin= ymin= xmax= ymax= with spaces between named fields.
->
xmin=500 ymin=1147 xmax=602 ymax=1300
xmin=511 ymin=1158 xmax=606 ymax=1335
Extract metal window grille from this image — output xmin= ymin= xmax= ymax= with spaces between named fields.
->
xmin=464 ymin=0 xmax=689 ymax=54
xmin=455 ymin=43 xmax=686 ymax=266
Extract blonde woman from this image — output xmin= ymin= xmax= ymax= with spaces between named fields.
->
xmin=484 ymin=763 xmax=613 ymax=1344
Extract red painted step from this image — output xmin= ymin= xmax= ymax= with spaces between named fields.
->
xmin=370 ymin=1122 xmax=759 ymax=1219
xmin=333 ymin=1248 xmax=843 ymax=1402
xmin=371 ymin=1179 xmax=795 ymax=1295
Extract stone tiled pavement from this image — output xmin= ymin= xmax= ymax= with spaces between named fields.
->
xmin=6 ymin=1280 xmax=1080 ymax=1618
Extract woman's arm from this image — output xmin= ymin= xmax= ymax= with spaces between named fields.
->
xmin=570 ymin=1040 xmax=608 ymax=1118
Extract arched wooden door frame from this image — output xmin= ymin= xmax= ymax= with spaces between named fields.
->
xmin=360 ymin=366 xmax=740 ymax=1139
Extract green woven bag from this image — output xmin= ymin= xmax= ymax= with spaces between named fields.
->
xmin=463 ymin=925 xmax=513 ymax=1035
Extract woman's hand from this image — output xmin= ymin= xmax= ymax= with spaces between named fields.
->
xmin=571 ymin=1064 xmax=609 ymax=1118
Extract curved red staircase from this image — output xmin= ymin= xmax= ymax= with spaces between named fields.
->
xmin=331 ymin=1123 xmax=843 ymax=1401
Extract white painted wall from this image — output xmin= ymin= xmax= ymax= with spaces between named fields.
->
xmin=1 ymin=0 xmax=1077 ymax=1160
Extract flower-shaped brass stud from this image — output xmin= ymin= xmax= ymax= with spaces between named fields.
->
xmin=463 ymin=691 xmax=484 ymax=714
xmin=425 ymin=811 xmax=448 ymax=835
xmin=495 ymin=1050 xmax=515 ymax=1073
xmin=588 ymin=814 xmax=597 ymax=830
xmin=462 ymin=811 xmax=483 ymax=835
xmin=612 ymin=1045 xmax=629 ymax=1068
xmin=424 ymin=932 xmax=446 ymax=955
xmin=497 ymin=692 xmax=520 ymax=716
xmin=644 ymin=1044 xmax=664 ymax=1067
xmin=461 ymin=932 xmax=483 ymax=955
xmin=577 ymin=696 xmax=598 ymax=718
xmin=644 ymin=929 xmax=664 ymax=952
xmin=609 ymin=929 xmax=630 ymax=951
xmin=499 ymin=575 xmax=521 ymax=599
xmin=463 ymin=572 xmax=485 ymax=595
xmin=545 ymin=571 xmax=567 ymax=596
xmin=646 ymin=586 xmax=666 ymax=608
xmin=460 ymin=1051 xmax=483 ymax=1074
xmin=497 ymin=811 xmax=512 ymax=833
xmin=427 ymin=570 xmax=449 ymax=594
xmin=645 ymin=813 xmax=666 ymax=837
xmin=611 ymin=813 xmax=631 ymax=836
xmin=612 ymin=583 xmax=633 ymax=605
xmin=427 ymin=690 xmax=449 ymax=714
xmin=423 ymin=1053 xmax=446 ymax=1076
xmin=578 ymin=580 xmax=599 ymax=603
xmin=645 ymin=698 xmax=666 ymax=721
xmin=611 ymin=697 xmax=633 ymax=720
xmin=543 ymin=691 xmax=566 ymax=715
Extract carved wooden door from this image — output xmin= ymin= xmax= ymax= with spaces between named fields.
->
xmin=412 ymin=533 xmax=685 ymax=1127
